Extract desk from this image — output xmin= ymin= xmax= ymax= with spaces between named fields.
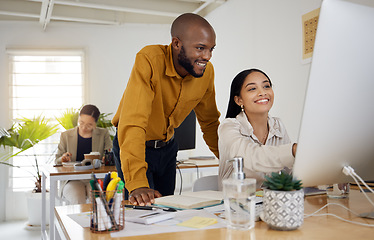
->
xmin=177 ymin=159 xmax=219 ymax=177
xmin=55 ymin=190 xmax=374 ymax=240
xmin=42 ymin=160 xmax=219 ymax=240
xmin=41 ymin=165 xmax=117 ymax=240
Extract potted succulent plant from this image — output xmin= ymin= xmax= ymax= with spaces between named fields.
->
xmin=262 ymin=171 xmax=304 ymax=231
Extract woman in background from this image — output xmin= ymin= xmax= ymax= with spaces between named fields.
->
xmin=55 ymin=104 xmax=112 ymax=204
xmin=218 ymin=69 xmax=297 ymax=189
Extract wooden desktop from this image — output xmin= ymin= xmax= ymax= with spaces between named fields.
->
xmin=54 ymin=190 xmax=374 ymax=240
xmin=42 ymin=159 xmax=219 ymax=239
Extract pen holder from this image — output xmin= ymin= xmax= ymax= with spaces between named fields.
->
xmin=90 ymin=189 xmax=125 ymax=233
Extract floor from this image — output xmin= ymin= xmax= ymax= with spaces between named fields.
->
xmin=0 ymin=220 xmax=42 ymax=240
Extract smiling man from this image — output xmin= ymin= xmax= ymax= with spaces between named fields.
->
xmin=111 ymin=13 xmax=220 ymax=206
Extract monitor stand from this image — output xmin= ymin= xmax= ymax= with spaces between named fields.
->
xmin=359 ymin=211 xmax=374 ymax=220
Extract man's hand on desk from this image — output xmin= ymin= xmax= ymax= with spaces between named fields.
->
xmin=129 ymin=187 xmax=162 ymax=206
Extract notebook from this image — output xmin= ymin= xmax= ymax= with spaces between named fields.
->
xmin=154 ymin=191 xmax=223 ymax=210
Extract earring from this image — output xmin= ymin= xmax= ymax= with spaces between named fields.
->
xmin=241 ymin=105 xmax=244 ymax=112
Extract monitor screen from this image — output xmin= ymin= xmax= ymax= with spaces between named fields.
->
xmin=293 ymin=0 xmax=374 ymax=187
xmin=174 ymin=110 xmax=196 ymax=151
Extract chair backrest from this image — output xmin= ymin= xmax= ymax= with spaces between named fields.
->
xmin=192 ymin=175 xmax=219 ymax=192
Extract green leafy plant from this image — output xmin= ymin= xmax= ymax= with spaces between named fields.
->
xmin=56 ymin=108 xmax=79 ymax=130
xmin=96 ymin=113 xmax=114 ymax=129
xmin=263 ymin=171 xmax=302 ymax=191
xmin=0 ymin=116 xmax=59 ymax=192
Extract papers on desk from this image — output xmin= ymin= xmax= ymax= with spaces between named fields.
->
xmin=125 ymin=209 xmax=176 ymax=225
xmin=111 ymin=209 xmax=226 ymax=238
xmin=67 ymin=212 xmax=91 ymax=228
xmin=68 ymin=209 xmax=226 ymax=238
xmin=177 ymin=216 xmax=218 ymax=228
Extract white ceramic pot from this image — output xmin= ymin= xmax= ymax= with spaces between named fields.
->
xmin=26 ymin=192 xmax=49 ymax=226
xmin=262 ymin=188 xmax=304 ymax=231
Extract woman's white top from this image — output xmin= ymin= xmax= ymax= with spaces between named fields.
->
xmin=218 ymin=111 xmax=295 ymax=189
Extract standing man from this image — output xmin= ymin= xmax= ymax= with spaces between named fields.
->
xmin=112 ymin=13 xmax=220 ymax=206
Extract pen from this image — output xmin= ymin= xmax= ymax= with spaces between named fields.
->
xmin=112 ymin=181 xmax=124 ymax=223
xmin=89 ymin=179 xmax=98 ymax=229
xmin=111 ymin=171 xmax=118 ymax=179
xmin=125 ymin=205 xmax=156 ymax=210
xmin=124 ymin=205 xmax=177 ymax=212
xmin=106 ymin=177 xmax=120 ymax=202
xmin=97 ymin=179 xmax=104 ymax=190
xmin=103 ymin=172 xmax=111 ymax=191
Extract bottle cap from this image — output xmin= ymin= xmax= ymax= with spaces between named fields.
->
xmin=230 ymin=156 xmax=245 ymax=180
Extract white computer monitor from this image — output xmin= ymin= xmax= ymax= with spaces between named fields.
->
xmin=293 ymin=0 xmax=374 ymax=187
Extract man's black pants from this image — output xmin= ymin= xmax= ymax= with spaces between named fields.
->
xmin=112 ymin=129 xmax=178 ymax=199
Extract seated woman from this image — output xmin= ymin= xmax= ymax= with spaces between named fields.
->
xmin=55 ymin=104 xmax=112 ymax=204
xmin=218 ymin=69 xmax=297 ymax=189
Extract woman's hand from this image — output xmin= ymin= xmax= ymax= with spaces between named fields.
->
xmin=61 ymin=152 xmax=72 ymax=162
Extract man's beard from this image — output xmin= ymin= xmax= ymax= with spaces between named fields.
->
xmin=178 ymin=46 xmax=204 ymax=78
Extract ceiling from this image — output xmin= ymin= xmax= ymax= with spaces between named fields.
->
xmin=0 ymin=0 xmax=227 ymax=30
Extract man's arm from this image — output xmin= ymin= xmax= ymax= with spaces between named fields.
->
xmin=116 ymin=52 xmax=159 ymax=205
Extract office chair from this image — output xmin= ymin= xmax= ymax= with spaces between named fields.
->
xmin=192 ymin=175 xmax=219 ymax=192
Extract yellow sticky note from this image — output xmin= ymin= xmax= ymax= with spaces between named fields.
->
xmin=177 ymin=216 xmax=217 ymax=229
xmin=256 ymin=190 xmax=263 ymax=197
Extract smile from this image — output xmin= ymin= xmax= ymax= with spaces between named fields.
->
xmin=196 ymin=62 xmax=206 ymax=67
xmin=255 ymin=98 xmax=269 ymax=103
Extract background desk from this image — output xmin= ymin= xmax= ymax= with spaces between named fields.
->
xmin=55 ymin=190 xmax=374 ymax=240
xmin=177 ymin=159 xmax=219 ymax=176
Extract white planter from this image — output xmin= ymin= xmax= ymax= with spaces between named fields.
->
xmin=26 ymin=192 xmax=50 ymax=227
xmin=263 ymin=188 xmax=304 ymax=231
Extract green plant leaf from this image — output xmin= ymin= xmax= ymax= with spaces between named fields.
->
xmin=55 ymin=108 xmax=79 ymax=130
xmin=1 ymin=115 xmax=59 ymax=192
xmin=97 ymin=113 xmax=114 ymax=128
xmin=263 ymin=171 xmax=303 ymax=191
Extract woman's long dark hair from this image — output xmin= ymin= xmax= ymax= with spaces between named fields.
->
xmin=225 ymin=68 xmax=272 ymax=118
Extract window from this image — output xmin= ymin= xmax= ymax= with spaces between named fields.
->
xmin=7 ymin=49 xmax=85 ymax=191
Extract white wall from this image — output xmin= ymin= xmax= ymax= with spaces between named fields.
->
xmin=0 ymin=21 xmax=172 ymax=221
xmin=0 ymin=0 xmax=322 ymax=221
xmin=210 ymin=0 xmax=322 ymax=139
xmin=0 ymin=21 xmax=171 ymax=123
xmin=189 ymin=0 xmax=322 ymax=156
